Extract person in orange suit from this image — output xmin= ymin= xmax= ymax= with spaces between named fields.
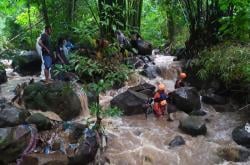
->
xmin=153 ymin=83 xmax=168 ymax=117
xmin=175 ymin=72 xmax=187 ymax=89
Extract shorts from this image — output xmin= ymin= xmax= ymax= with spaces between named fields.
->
xmin=43 ymin=55 xmax=52 ymax=69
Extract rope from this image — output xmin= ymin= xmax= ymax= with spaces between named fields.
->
xmin=16 ymin=125 xmax=38 ymax=165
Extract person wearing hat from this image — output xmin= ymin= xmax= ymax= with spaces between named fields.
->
xmin=153 ymin=83 xmax=168 ymax=117
xmin=175 ymin=72 xmax=187 ymax=89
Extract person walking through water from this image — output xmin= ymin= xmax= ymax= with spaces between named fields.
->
xmin=39 ymin=25 xmax=53 ymax=84
xmin=153 ymin=83 xmax=168 ymax=118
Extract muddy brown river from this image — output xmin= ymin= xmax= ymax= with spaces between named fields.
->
xmin=1 ymin=55 xmax=249 ymax=165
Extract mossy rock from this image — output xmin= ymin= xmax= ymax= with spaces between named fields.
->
xmin=26 ymin=113 xmax=52 ymax=131
xmin=0 ymin=125 xmax=37 ymax=164
xmin=23 ymin=82 xmax=81 ymax=121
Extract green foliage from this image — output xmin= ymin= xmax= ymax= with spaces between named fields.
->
xmin=141 ymin=0 xmax=189 ymax=49
xmin=195 ymin=42 xmax=250 ymax=85
xmin=89 ymin=103 xmax=122 ymax=117
xmin=0 ymin=62 xmax=5 ymax=70
xmin=53 ymin=52 xmax=132 ymax=89
xmin=141 ymin=0 xmax=167 ymax=47
xmin=219 ymin=0 xmax=250 ymax=41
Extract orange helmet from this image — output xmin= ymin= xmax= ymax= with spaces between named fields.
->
xmin=179 ymin=72 xmax=187 ymax=79
xmin=160 ymin=100 xmax=167 ymax=106
xmin=158 ymin=83 xmax=165 ymax=91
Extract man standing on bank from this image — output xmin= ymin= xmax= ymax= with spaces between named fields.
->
xmin=39 ymin=25 xmax=53 ymax=84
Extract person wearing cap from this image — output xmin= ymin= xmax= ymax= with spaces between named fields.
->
xmin=175 ymin=72 xmax=187 ymax=89
xmin=153 ymin=83 xmax=168 ymax=117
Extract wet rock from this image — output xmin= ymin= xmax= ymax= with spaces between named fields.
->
xmin=0 ymin=99 xmax=31 ymax=128
xmin=0 ymin=69 xmax=7 ymax=84
xmin=68 ymin=129 xmax=98 ymax=165
xmin=212 ymin=104 xmax=236 ymax=112
xmin=218 ymin=147 xmax=250 ymax=162
xmin=190 ymin=110 xmax=207 ymax=116
xmin=21 ymin=153 xmax=68 ymax=165
xmin=172 ymin=87 xmax=201 ymax=113
xmin=26 ymin=113 xmax=52 ymax=131
xmin=111 ymin=87 xmax=150 ymax=115
xmin=129 ymin=83 xmax=156 ymax=97
xmin=141 ymin=64 xmax=160 ymax=79
xmin=169 ymin=135 xmax=185 ymax=148
xmin=12 ymin=50 xmax=42 ymax=76
xmin=63 ymin=122 xmax=87 ymax=143
xmin=202 ymin=91 xmax=226 ymax=105
xmin=22 ymin=82 xmax=82 ymax=121
xmin=131 ymin=39 xmax=152 ymax=55
xmin=0 ymin=125 xmax=37 ymax=164
xmin=232 ymin=123 xmax=250 ymax=148
xmin=179 ymin=116 xmax=207 ymax=136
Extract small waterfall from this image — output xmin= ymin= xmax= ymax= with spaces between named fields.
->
xmin=74 ymin=83 xmax=90 ymax=121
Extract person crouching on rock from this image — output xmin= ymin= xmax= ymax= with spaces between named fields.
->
xmin=153 ymin=83 xmax=168 ymax=118
xmin=175 ymin=72 xmax=187 ymax=89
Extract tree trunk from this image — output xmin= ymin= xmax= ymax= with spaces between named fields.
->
xmin=41 ymin=0 xmax=50 ymax=26
xmin=127 ymin=0 xmax=143 ymax=32
xmin=67 ymin=0 xmax=76 ymax=26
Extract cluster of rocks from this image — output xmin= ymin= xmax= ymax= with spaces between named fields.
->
xmin=0 ymin=81 xmax=99 ymax=165
xmin=111 ymin=83 xmax=250 ymax=150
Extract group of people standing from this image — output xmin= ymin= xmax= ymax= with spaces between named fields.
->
xmin=153 ymin=72 xmax=187 ymax=121
xmin=36 ymin=26 xmax=74 ymax=84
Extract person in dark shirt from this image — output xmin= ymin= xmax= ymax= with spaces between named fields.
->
xmin=175 ymin=72 xmax=187 ymax=89
xmin=56 ymin=37 xmax=69 ymax=65
xmin=39 ymin=25 xmax=53 ymax=84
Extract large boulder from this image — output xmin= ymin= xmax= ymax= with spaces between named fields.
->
xmin=25 ymin=113 xmax=51 ymax=131
xmin=22 ymin=82 xmax=82 ymax=121
xmin=68 ymin=128 xmax=98 ymax=165
xmin=12 ymin=50 xmax=42 ymax=76
xmin=0 ymin=125 xmax=37 ymax=165
xmin=0 ymin=98 xmax=30 ymax=128
xmin=202 ymin=90 xmax=226 ymax=105
xmin=0 ymin=68 xmax=7 ymax=84
xmin=232 ymin=123 xmax=250 ymax=148
xmin=172 ymin=87 xmax=201 ymax=113
xmin=179 ymin=116 xmax=207 ymax=136
xmin=131 ymin=39 xmax=152 ymax=55
xmin=128 ymin=83 xmax=156 ymax=97
xmin=111 ymin=83 xmax=155 ymax=115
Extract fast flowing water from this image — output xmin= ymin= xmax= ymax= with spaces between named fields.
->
xmin=0 ymin=56 xmax=249 ymax=165
xmin=99 ymin=55 xmax=249 ymax=165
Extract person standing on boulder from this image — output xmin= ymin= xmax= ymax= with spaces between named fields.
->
xmin=153 ymin=83 xmax=168 ymax=118
xmin=39 ymin=26 xmax=53 ymax=84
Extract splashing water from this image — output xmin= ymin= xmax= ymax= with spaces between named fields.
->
xmin=99 ymin=54 xmax=249 ymax=165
